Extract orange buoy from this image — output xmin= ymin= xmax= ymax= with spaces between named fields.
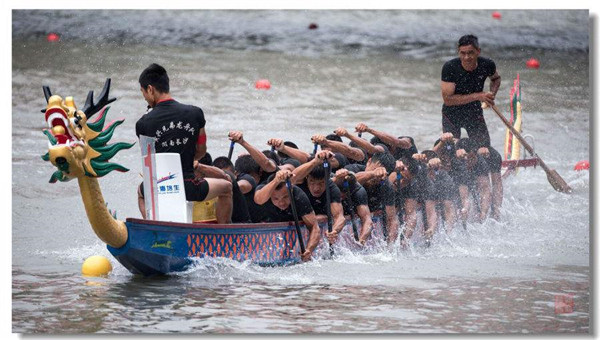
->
xmin=492 ymin=11 xmax=502 ymax=19
xmin=255 ymin=79 xmax=271 ymax=90
xmin=47 ymin=33 xmax=60 ymax=42
xmin=574 ymin=160 xmax=590 ymax=171
xmin=526 ymin=58 xmax=540 ymax=69
xmin=308 ymin=23 xmax=318 ymax=30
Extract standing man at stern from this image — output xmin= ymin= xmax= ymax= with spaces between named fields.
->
xmin=136 ymin=63 xmax=232 ymax=223
xmin=441 ymin=34 xmax=501 ymax=148
xmin=441 ymin=35 xmax=503 ymax=220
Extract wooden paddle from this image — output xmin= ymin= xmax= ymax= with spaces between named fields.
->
xmin=491 ymin=105 xmax=572 ymax=193
xmin=285 ymin=179 xmax=306 ymax=255
xmin=323 ymin=160 xmax=334 ymax=256
xmin=343 ymin=180 xmax=360 ymax=242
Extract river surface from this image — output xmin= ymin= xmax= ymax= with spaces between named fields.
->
xmin=11 ymin=10 xmax=590 ymax=334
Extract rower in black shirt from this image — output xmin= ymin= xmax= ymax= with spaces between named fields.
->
xmin=455 ymin=138 xmax=492 ymax=222
xmin=331 ymin=168 xmax=374 ymax=245
xmin=254 ymin=169 xmax=322 ymax=262
xmin=291 ymin=150 xmax=346 ymax=246
xmin=349 ymin=151 xmax=400 ymax=246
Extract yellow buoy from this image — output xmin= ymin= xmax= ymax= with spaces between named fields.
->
xmin=82 ymin=255 xmax=113 ymax=277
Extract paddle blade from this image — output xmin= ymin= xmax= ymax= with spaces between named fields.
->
xmin=547 ymin=169 xmax=572 ymax=193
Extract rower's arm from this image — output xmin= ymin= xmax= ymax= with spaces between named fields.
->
xmin=354 ymin=170 xmax=379 ymax=185
xmin=279 ymin=144 xmax=311 ymax=164
xmin=291 ymin=157 xmax=319 ymax=184
xmin=403 ymin=198 xmax=418 ymax=239
xmin=441 ymin=81 xmax=486 ymax=107
xmin=239 ymin=139 xmax=278 ymax=173
xmin=476 ymin=175 xmax=491 ymax=221
xmin=330 ymin=201 xmax=346 ymax=235
xmin=194 ymin=127 xmax=207 ymax=164
xmin=254 ymin=178 xmax=279 ymax=205
xmin=385 ymin=205 xmax=399 ymax=244
xmin=194 ymin=163 xmax=230 ymax=181
xmin=322 ymin=139 xmax=366 ymax=162
xmin=356 ymin=204 xmax=373 ymax=244
xmin=301 ymin=212 xmax=322 ymax=258
xmin=345 ymin=133 xmax=385 ymax=156
xmin=366 ymin=127 xmax=411 ymax=149
xmin=489 ymin=71 xmax=501 ymax=96
xmin=237 ymin=179 xmax=253 ymax=194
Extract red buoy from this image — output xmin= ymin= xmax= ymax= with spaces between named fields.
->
xmin=574 ymin=160 xmax=590 ymax=171
xmin=255 ymin=79 xmax=271 ymax=90
xmin=47 ymin=33 xmax=60 ymax=42
xmin=526 ymin=58 xmax=540 ymax=69
xmin=308 ymin=23 xmax=318 ymax=30
xmin=492 ymin=11 xmax=502 ymax=19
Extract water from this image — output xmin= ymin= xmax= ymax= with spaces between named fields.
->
xmin=11 ymin=10 xmax=590 ymax=333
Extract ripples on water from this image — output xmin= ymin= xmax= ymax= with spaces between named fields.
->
xmin=11 ymin=10 xmax=589 ymax=333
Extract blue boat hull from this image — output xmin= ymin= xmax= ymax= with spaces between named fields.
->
xmin=107 ymin=215 xmax=385 ymax=276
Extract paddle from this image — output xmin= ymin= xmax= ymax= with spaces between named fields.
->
xmin=491 ymin=105 xmax=572 ymax=193
xmin=227 ymin=141 xmax=235 ymax=160
xmin=312 ymin=143 xmax=319 ymax=157
xmin=379 ymin=180 xmax=389 ymax=241
xmin=343 ymin=180 xmax=360 ymax=242
xmin=286 ymin=179 xmax=306 ymax=255
xmin=395 ymin=172 xmax=405 ymax=243
xmin=323 ymin=160 xmax=334 ymax=256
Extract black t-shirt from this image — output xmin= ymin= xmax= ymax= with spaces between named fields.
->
xmin=225 ymin=171 xmax=251 ymax=223
xmin=238 ymin=173 xmax=268 ymax=223
xmin=298 ymin=179 xmax=342 ymax=216
xmin=338 ymin=180 xmax=369 ymax=216
xmin=364 ymin=179 xmax=396 ymax=211
xmin=395 ymin=166 xmax=435 ymax=203
xmin=135 ymin=99 xmax=206 ymax=177
xmin=452 ymin=155 xmax=490 ymax=187
xmin=441 ymin=57 xmax=496 ymax=117
xmin=255 ymin=184 xmax=314 ymax=223
xmin=428 ymin=169 xmax=457 ymax=201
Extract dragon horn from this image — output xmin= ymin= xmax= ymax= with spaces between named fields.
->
xmin=82 ymin=78 xmax=117 ymax=119
xmin=43 ymin=86 xmax=52 ymax=102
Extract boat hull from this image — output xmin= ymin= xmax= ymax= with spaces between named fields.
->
xmin=107 ymin=216 xmax=385 ymax=276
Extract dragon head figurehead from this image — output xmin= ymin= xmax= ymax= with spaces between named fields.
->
xmin=41 ymin=79 xmax=135 ymax=182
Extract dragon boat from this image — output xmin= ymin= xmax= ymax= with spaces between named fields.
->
xmin=41 ymin=77 xmax=535 ymax=277
xmin=40 ymin=79 xmax=388 ymax=276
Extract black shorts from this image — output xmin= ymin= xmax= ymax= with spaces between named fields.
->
xmin=138 ymin=175 xmax=210 ymax=202
xmin=442 ymin=112 xmax=491 ymax=148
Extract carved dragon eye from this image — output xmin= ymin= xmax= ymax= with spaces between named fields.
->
xmin=72 ymin=113 xmax=83 ymax=128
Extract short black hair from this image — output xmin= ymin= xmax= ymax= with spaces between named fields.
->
xmin=456 ymin=138 xmax=477 ymax=153
xmin=458 ymin=34 xmax=479 ymax=49
xmin=139 ymin=63 xmax=170 ymax=93
xmin=308 ymin=164 xmax=326 ymax=180
xmin=213 ymin=156 xmax=234 ymax=170
xmin=325 ymin=134 xmax=343 ymax=143
xmin=235 ymin=154 xmax=260 ymax=175
xmin=370 ymin=151 xmax=395 ymax=174
xmin=396 ymin=135 xmax=419 ymax=159
xmin=199 ymin=152 xmax=212 ymax=166
xmin=421 ymin=150 xmax=438 ymax=161
xmin=401 ymin=157 xmax=421 ymax=175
